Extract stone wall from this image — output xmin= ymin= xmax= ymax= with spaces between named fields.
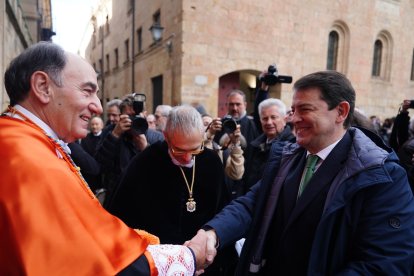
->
xmin=85 ymin=0 xmax=414 ymax=119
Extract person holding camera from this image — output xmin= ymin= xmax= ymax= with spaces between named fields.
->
xmin=95 ymin=94 xmax=164 ymax=208
xmin=390 ymin=99 xmax=414 ymax=152
xmin=204 ymin=115 xmax=246 ymax=182
xmin=213 ymin=90 xmax=260 ymax=197
xmin=107 ymin=105 xmax=238 ymax=275
xmin=389 ymin=99 xmax=414 ymax=191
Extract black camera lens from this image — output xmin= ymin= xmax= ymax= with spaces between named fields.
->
xmin=130 ymin=116 xmax=148 ymax=135
xmin=221 ymin=115 xmax=238 ymax=134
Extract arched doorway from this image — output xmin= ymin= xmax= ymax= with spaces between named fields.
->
xmin=218 ymin=70 xmax=260 ymax=117
xmin=218 ymin=69 xmax=285 ymax=118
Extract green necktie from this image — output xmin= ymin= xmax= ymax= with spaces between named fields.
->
xmin=297 ymin=154 xmax=319 ymax=198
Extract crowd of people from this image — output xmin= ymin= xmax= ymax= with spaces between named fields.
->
xmin=2 ymin=41 xmax=414 ymax=275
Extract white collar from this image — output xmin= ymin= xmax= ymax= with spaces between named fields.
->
xmin=307 ymin=134 xmax=344 ymax=161
xmin=12 ymin=105 xmax=71 ymax=155
xmin=168 ymin=150 xmax=194 ymax=168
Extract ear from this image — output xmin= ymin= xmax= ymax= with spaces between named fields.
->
xmin=336 ymin=101 xmax=350 ymax=124
xmin=31 ymin=71 xmax=52 ymax=104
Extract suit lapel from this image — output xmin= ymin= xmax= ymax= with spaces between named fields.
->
xmin=281 ymin=151 xmax=307 ymax=222
xmin=282 ymin=131 xmax=352 ymax=233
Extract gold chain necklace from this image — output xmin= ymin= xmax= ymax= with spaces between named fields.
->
xmin=178 ymin=157 xmax=196 ymax=212
xmin=4 ymin=106 xmax=96 ymax=199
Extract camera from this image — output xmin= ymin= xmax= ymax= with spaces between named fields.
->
xmin=260 ymin=64 xmax=293 ymax=86
xmin=221 ymin=115 xmax=238 ymax=134
xmin=130 ymin=93 xmax=148 ymax=135
xmin=409 ymin=100 xmax=414 ymax=109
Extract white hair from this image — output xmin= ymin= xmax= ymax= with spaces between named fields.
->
xmin=164 ymin=105 xmax=204 ymax=138
xmin=258 ymin=98 xmax=287 ymax=119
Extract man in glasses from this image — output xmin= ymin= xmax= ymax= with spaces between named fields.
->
xmin=108 ymin=105 xmax=238 ymax=275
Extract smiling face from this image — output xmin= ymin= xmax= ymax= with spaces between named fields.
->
xmin=48 ymin=54 xmax=102 ymax=142
xmin=291 ymin=88 xmax=347 ymax=153
xmin=260 ymin=105 xmax=286 ymax=140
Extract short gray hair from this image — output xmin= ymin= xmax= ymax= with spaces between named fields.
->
xmin=107 ymin=98 xmax=122 ymax=108
xmin=164 ymin=105 xmax=204 ymax=138
xmin=156 ymin=105 xmax=172 ymax=116
xmin=227 ymin=89 xmax=246 ymax=102
xmin=258 ymin=98 xmax=287 ymax=119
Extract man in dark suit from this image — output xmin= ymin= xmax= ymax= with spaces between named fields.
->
xmin=188 ymin=71 xmax=414 ymax=275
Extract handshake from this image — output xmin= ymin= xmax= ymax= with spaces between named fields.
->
xmin=140 ymin=229 xmax=219 ymax=275
xmin=185 ymin=229 xmax=219 ymax=274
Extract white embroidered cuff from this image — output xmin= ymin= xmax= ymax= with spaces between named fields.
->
xmin=147 ymin=244 xmax=195 ymax=276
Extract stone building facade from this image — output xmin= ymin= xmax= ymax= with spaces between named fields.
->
xmin=84 ymin=0 xmax=414 ymax=119
xmin=0 ymin=0 xmax=54 ymax=110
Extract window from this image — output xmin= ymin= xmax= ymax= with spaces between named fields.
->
xmin=114 ymin=48 xmax=119 ymax=69
xmin=105 ymin=15 xmax=110 ymax=35
xmin=327 ymin=31 xmax=339 ymax=70
xmin=137 ymin=27 xmax=142 ymax=53
xmin=92 ymin=32 xmax=96 ymax=48
xmin=410 ymin=49 xmax=414 ymax=81
xmin=372 ymin=40 xmax=383 ymax=77
xmin=128 ymin=0 xmax=134 ymax=12
xmin=371 ymin=31 xmax=393 ymax=80
xmin=325 ymin=21 xmax=350 ymax=74
xmin=99 ymin=26 xmax=103 ymax=42
xmin=92 ymin=16 xmax=97 ymax=48
xmin=105 ymin=54 xmax=110 ymax=73
xmin=152 ymin=75 xmax=163 ymax=111
xmin=98 ymin=59 xmax=103 ymax=75
xmin=125 ymin=39 xmax=130 ymax=62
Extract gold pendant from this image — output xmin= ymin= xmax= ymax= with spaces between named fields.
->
xmin=186 ymin=198 xmax=196 ymax=212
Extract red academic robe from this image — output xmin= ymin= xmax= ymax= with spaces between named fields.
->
xmin=0 ymin=117 xmax=156 ymax=275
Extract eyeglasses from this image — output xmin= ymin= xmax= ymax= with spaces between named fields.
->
xmin=169 ymin=140 xmax=205 ymax=156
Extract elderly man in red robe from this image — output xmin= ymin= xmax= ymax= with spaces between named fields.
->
xmin=0 ymin=42 xmax=210 ymax=275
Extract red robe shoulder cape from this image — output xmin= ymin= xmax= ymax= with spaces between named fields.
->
xmin=0 ymin=117 xmax=154 ymax=275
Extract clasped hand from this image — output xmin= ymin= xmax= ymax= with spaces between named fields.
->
xmin=184 ymin=229 xmax=218 ymax=275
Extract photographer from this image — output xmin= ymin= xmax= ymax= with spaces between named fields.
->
xmin=95 ymin=93 xmax=164 ymax=208
xmin=390 ymin=100 xmax=413 ymax=152
xmin=214 ymin=90 xmax=259 ymax=146
xmin=390 ymin=99 xmax=414 ymax=191
xmin=213 ymin=90 xmax=259 ymax=197
xmin=204 ymin=116 xmax=246 ymax=182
